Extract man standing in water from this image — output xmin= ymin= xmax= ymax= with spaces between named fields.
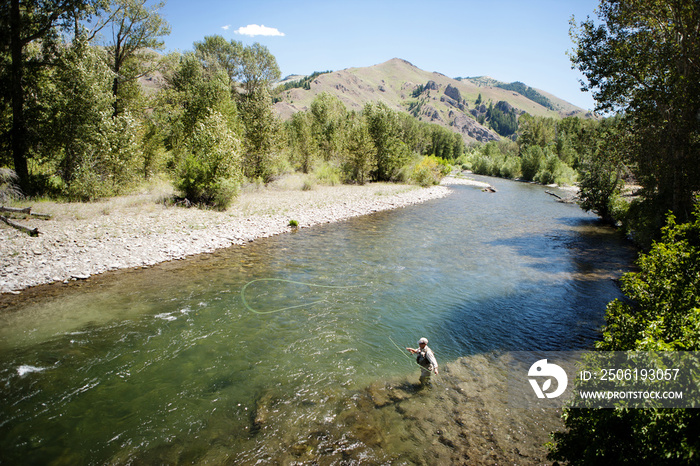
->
xmin=406 ymin=337 xmax=438 ymax=384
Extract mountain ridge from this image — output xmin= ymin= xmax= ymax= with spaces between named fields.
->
xmin=273 ymin=58 xmax=592 ymax=143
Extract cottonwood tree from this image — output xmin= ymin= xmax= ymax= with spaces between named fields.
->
xmin=193 ymin=36 xmax=280 ymax=97
xmin=239 ymin=88 xmax=280 ymax=181
xmin=577 ymin=117 xmax=626 ymax=224
xmin=363 ymin=102 xmax=411 ymax=182
xmin=0 ymin=0 xmax=103 ymax=191
xmin=193 ymin=35 xmax=243 ymax=87
xmin=164 ymin=53 xmax=243 ymax=207
xmin=287 ymin=111 xmax=318 ymax=174
xmin=239 ymin=42 xmax=280 ymax=95
xmin=309 ymin=92 xmax=346 ymax=161
xmin=97 ymin=0 xmax=170 ymax=117
xmin=343 ymin=116 xmax=376 ymax=184
xmin=570 ymin=0 xmax=700 ymax=228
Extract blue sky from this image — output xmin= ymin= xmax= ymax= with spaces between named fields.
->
xmin=159 ymin=0 xmax=600 ymax=110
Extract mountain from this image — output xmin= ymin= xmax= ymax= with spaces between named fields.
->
xmin=273 ymin=58 xmax=593 ymax=143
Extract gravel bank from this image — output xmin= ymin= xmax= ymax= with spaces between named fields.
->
xmin=1 ymin=180 xmax=451 ymax=294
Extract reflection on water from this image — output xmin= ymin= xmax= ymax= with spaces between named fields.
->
xmin=0 ymin=176 xmax=636 ymax=464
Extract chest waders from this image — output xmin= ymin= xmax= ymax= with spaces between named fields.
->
xmin=416 ymin=349 xmax=433 ymax=371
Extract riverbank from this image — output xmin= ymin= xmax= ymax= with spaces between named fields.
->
xmin=1 ymin=176 xmax=451 ymax=294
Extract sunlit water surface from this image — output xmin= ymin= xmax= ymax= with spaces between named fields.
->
xmin=0 ymin=176 xmax=636 ymax=464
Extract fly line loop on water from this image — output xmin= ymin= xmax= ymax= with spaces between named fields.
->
xmin=240 ymin=278 xmax=363 ymax=315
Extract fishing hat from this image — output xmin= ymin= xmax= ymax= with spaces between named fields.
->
xmin=418 ymin=337 xmax=428 ymax=345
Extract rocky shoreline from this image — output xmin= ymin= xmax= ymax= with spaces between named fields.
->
xmin=1 ymin=180 xmax=452 ymax=295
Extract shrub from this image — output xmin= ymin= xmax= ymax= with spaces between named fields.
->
xmin=175 ymin=110 xmax=242 ymax=209
xmin=549 ymin=209 xmax=700 ymax=465
xmin=499 ymin=156 xmax=521 ymax=179
xmin=520 ymin=145 xmax=545 ymax=181
xmin=0 ymin=168 xmax=22 ymax=202
xmin=470 ymin=155 xmax=492 ymax=176
xmin=411 ymin=155 xmax=450 ymax=187
xmin=313 ymin=161 xmax=342 ymax=186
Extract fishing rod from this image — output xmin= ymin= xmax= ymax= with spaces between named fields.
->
xmin=388 ymin=336 xmax=449 ymax=389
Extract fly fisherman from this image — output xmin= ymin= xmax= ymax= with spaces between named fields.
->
xmin=406 ymin=337 xmax=438 ymax=384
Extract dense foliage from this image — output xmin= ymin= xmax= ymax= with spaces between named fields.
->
xmin=549 ymin=209 xmax=700 ymax=465
xmin=495 ymin=81 xmax=555 ymax=110
xmin=0 ymin=0 xmax=459 ymax=206
xmin=275 ymin=71 xmax=332 ymax=93
xmin=465 ymin=114 xmax=588 ymax=186
xmin=1 ymin=0 xmax=105 ymax=191
xmin=285 ymin=94 xmax=462 ymax=185
xmin=570 ymin=0 xmax=700 ymax=233
xmin=548 ymin=1 xmax=700 ymax=464
xmin=486 ymin=101 xmax=518 ymax=138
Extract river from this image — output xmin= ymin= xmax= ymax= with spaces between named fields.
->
xmin=0 ymin=176 xmax=636 ymax=464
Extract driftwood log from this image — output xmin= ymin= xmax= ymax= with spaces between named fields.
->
xmin=545 ymin=190 xmax=577 ymax=204
xmin=0 ymin=206 xmax=51 ymax=219
xmin=0 ymin=206 xmax=50 ymax=236
xmin=0 ymin=215 xmax=39 ymax=236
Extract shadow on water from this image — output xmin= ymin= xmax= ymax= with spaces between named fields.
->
xmin=487 ymin=216 xmax=635 ymax=277
xmin=433 ymin=215 xmax=637 ymax=355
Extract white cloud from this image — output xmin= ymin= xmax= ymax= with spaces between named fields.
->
xmin=222 ymin=24 xmax=230 ymax=30
xmin=234 ymin=24 xmax=285 ymax=37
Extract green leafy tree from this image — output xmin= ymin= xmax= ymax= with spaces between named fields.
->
xmin=239 ymin=88 xmax=280 ymax=181
xmin=287 ymin=111 xmax=317 ymax=174
xmin=239 ymin=42 xmax=281 ymax=95
xmin=166 ymin=53 xmax=239 ymax=146
xmin=519 ymin=145 xmax=545 ymax=181
xmin=98 ymin=0 xmax=170 ymax=117
xmin=193 ymin=36 xmax=280 ymax=97
xmin=47 ymin=38 xmax=140 ymax=199
xmin=0 ymin=0 xmax=103 ymax=191
xmin=517 ymin=114 xmax=555 ymax=150
xmin=309 ymin=92 xmax=346 ymax=161
xmin=427 ymin=125 xmax=465 ymax=160
xmin=176 ymin=110 xmax=242 ymax=209
xmin=165 ymin=52 xmax=243 ymax=207
xmin=570 ymin=0 xmax=700 ymax=227
xmin=577 ymin=117 xmax=626 ymax=223
xmin=193 ymin=35 xmax=243 ymax=87
xmin=549 ymin=209 xmax=700 ymax=465
xmin=396 ymin=112 xmax=429 ymax=155
xmin=343 ymin=116 xmax=376 ymax=184
xmin=363 ymin=101 xmax=410 ymax=181
xmin=600 ymin=210 xmax=700 ymax=352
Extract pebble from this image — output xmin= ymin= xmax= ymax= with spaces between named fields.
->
xmin=0 ymin=184 xmax=451 ymax=294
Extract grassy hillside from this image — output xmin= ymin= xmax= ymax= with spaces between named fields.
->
xmin=273 ymin=58 xmax=592 ymax=143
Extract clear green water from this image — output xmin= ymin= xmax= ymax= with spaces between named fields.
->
xmin=0 ymin=177 xmax=636 ymax=464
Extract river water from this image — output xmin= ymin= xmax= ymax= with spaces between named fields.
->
xmin=0 ymin=176 xmax=636 ymax=464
